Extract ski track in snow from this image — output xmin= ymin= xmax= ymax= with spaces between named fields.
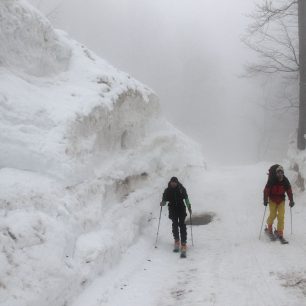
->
xmin=71 ymin=164 xmax=306 ymax=306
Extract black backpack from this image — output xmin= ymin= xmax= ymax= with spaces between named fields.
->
xmin=268 ymin=164 xmax=280 ymax=182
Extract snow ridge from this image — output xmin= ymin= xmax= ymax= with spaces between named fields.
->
xmin=0 ymin=0 xmax=71 ymax=76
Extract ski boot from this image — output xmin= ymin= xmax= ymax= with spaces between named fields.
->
xmin=274 ymin=230 xmax=289 ymax=244
xmin=180 ymin=243 xmax=187 ymax=258
xmin=265 ymin=226 xmax=276 ymax=241
xmin=173 ymin=240 xmax=180 ymax=253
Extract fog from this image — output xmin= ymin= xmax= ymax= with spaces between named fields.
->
xmin=30 ymin=0 xmax=297 ymax=164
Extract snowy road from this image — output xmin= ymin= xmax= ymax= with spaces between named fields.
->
xmin=72 ymin=164 xmax=306 ymax=306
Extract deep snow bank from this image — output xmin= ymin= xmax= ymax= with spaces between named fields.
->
xmin=0 ymin=0 xmax=161 ymax=181
xmin=287 ymin=136 xmax=306 ymax=192
xmin=0 ymin=0 xmax=71 ymax=76
xmin=0 ymin=1 xmax=205 ymax=306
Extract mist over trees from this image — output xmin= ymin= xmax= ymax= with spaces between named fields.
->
xmin=244 ymin=0 xmax=306 ymax=150
xmin=27 ymin=0 xmax=300 ymax=162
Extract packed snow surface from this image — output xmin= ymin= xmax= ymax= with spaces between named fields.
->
xmin=71 ymin=164 xmax=306 ymax=306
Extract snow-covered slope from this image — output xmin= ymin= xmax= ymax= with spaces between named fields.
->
xmin=0 ymin=1 xmax=205 ymax=306
xmin=0 ymin=0 xmax=71 ymax=77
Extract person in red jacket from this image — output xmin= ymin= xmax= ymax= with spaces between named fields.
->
xmin=263 ymin=165 xmax=295 ymax=241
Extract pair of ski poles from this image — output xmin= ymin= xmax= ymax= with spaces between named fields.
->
xmin=155 ymin=206 xmax=194 ymax=248
xmin=259 ymin=205 xmax=293 ymax=240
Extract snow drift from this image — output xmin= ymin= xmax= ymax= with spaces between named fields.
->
xmin=287 ymin=135 xmax=306 ymax=192
xmin=0 ymin=1 xmax=205 ymax=306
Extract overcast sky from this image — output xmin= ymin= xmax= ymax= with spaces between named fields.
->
xmin=30 ymin=0 xmax=297 ymax=164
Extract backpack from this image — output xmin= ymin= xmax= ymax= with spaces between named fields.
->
xmin=266 ymin=164 xmax=290 ymax=188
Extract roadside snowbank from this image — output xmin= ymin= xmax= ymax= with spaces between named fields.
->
xmin=0 ymin=1 xmax=205 ymax=306
xmin=287 ymin=136 xmax=306 ymax=192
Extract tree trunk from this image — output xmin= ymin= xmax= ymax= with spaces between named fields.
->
xmin=298 ymin=0 xmax=306 ymax=150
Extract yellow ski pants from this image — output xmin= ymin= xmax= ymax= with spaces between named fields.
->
xmin=267 ymin=201 xmax=285 ymax=233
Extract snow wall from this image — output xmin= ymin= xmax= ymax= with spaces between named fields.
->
xmin=0 ymin=1 xmax=205 ymax=306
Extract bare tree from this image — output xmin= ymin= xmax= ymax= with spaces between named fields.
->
xmin=298 ymin=0 xmax=306 ymax=149
xmin=244 ymin=1 xmax=298 ymax=75
xmin=243 ymin=0 xmax=306 ymax=150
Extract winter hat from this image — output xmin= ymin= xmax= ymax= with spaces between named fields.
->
xmin=170 ymin=177 xmax=179 ymax=183
xmin=276 ymin=165 xmax=284 ymax=173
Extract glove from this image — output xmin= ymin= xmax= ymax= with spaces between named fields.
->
xmin=264 ymin=202 xmax=268 ymax=207
xmin=160 ymin=201 xmax=166 ymax=207
xmin=289 ymin=201 xmax=295 ymax=207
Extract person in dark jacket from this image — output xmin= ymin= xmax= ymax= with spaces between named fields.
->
xmin=263 ymin=165 xmax=295 ymax=240
xmin=160 ymin=177 xmax=192 ymax=253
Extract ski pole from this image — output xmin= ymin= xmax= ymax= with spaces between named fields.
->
xmin=290 ymin=207 xmax=293 ymax=235
xmin=155 ymin=206 xmax=162 ymax=248
xmin=259 ymin=206 xmax=267 ymax=240
xmin=190 ymin=213 xmax=194 ymax=247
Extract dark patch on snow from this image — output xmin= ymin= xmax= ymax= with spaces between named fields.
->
xmin=171 ymin=289 xmax=186 ymax=300
xmin=186 ymin=212 xmax=215 ymax=226
xmin=114 ymin=173 xmax=149 ymax=201
xmin=83 ymin=49 xmax=95 ymax=61
xmin=0 ymin=281 xmax=6 ymax=289
xmin=279 ymin=272 xmax=306 ymax=296
xmin=96 ymin=76 xmax=112 ymax=86
xmin=7 ymin=228 xmax=17 ymax=241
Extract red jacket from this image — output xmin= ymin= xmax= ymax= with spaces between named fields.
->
xmin=264 ymin=178 xmax=293 ymax=204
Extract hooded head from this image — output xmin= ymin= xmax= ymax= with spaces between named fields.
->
xmin=169 ymin=176 xmax=179 ymax=188
xmin=276 ymin=165 xmax=284 ymax=182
